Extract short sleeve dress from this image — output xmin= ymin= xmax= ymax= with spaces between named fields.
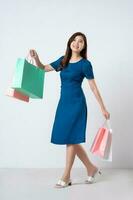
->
xmin=49 ymin=55 xmax=94 ymax=145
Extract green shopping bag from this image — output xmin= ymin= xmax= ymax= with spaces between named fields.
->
xmin=12 ymin=58 xmax=45 ymax=98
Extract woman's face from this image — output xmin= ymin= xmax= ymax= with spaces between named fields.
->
xmin=70 ymin=35 xmax=85 ymax=53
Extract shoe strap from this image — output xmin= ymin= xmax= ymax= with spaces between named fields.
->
xmin=57 ymin=179 xmax=70 ymax=186
xmin=87 ymin=176 xmax=94 ymax=182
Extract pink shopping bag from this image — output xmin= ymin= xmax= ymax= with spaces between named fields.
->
xmin=6 ymin=88 xmax=29 ymax=102
xmin=90 ymin=119 xmax=112 ymax=161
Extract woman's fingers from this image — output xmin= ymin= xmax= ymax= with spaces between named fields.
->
xmin=102 ymin=109 xmax=110 ymax=119
xmin=29 ymin=49 xmax=36 ymax=57
xmin=105 ymin=112 xmax=110 ymax=119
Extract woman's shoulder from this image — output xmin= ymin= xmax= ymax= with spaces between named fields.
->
xmin=82 ymin=58 xmax=93 ymax=68
xmin=82 ymin=58 xmax=92 ymax=64
xmin=60 ymin=55 xmax=65 ymax=59
xmin=82 ymin=58 xmax=95 ymax=79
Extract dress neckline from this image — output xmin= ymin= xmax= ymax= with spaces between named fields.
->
xmin=69 ymin=57 xmax=84 ymax=64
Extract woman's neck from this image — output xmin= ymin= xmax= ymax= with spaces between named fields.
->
xmin=70 ymin=52 xmax=82 ymax=61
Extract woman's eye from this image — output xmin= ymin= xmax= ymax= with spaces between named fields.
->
xmin=73 ymin=38 xmax=84 ymax=43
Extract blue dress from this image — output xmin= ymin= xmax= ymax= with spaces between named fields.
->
xmin=50 ymin=56 xmax=94 ymax=145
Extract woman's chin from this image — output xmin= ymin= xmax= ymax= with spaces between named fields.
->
xmin=71 ymin=49 xmax=81 ymax=53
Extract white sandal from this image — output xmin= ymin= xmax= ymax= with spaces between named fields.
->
xmin=55 ymin=179 xmax=72 ymax=188
xmin=85 ymin=169 xmax=102 ymax=184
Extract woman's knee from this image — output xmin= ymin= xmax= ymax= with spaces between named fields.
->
xmin=66 ymin=144 xmax=77 ymax=150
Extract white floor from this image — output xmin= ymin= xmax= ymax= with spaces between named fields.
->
xmin=0 ymin=168 xmax=133 ymax=200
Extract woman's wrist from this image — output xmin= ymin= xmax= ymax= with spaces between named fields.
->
xmin=34 ymin=57 xmax=43 ymax=69
xmin=101 ymin=106 xmax=106 ymax=112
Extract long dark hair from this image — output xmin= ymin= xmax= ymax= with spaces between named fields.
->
xmin=57 ymin=32 xmax=88 ymax=71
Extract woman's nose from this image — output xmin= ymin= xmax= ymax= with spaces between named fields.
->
xmin=75 ymin=42 xmax=79 ymax=46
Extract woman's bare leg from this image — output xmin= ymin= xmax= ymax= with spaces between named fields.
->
xmin=75 ymin=144 xmax=98 ymax=176
xmin=61 ymin=144 xmax=76 ymax=182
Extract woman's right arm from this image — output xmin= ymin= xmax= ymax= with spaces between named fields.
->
xmin=29 ymin=49 xmax=54 ymax=72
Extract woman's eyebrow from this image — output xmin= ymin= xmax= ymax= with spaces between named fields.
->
xmin=78 ymin=39 xmax=83 ymax=42
xmin=75 ymin=38 xmax=83 ymax=41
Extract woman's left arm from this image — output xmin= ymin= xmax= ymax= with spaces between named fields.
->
xmin=88 ymin=79 xmax=110 ymax=119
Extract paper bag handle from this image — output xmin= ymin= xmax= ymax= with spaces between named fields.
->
xmin=26 ymin=53 xmax=36 ymax=65
xmin=102 ymin=119 xmax=112 ymax=133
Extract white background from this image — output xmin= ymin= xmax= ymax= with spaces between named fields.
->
xmin=0 ymin=0 xmax=132 ymax=168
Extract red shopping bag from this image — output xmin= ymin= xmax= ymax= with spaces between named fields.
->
xmin=6 ymin=88 xmax=29 ymax=102
xmin=90 ymin=120 xmax=112 ymax=161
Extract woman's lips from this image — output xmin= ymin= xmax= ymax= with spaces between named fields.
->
xmin=73 ymin=46 xmax=79 ymax=49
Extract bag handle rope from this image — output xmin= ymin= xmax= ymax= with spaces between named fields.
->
xmin=102 ymin=119 xmax=112 ymax=133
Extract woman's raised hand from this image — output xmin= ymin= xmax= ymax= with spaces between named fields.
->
xmin=29 ymin=49 xmax=39 ymax=61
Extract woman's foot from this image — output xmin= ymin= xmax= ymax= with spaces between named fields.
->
xmin=87 ymin=165 xmax=99 ymax=177
xmin=85 ymin=167 xmax=102 ymax=184
xmin=55 ymin=179 xmax=72 ymax=188
xmin=55 ymin=173 xmax=71 ymax=188
xmin=60 ymin=174 xmax=71 ymax=183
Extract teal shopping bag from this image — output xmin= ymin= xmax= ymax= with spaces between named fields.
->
xmin=12 ymin=58 xmax=45 ymax=98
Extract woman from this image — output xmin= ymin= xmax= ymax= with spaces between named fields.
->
xmin=29 ymin=32 xmax=110 ymax=188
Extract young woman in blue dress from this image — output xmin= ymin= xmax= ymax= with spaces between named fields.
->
xmin=29 ymin=32 xmax=110 ymax=188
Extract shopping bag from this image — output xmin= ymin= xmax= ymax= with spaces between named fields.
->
xmin=90 ymin=119 xmax=112 ymax=161
xmin=102 ymin=124 xmax=112 ymax=161
xmin=11 ymin=57 xmax=45 ymax=98
xmin=6 ymin=88 xmax=29 ymax=102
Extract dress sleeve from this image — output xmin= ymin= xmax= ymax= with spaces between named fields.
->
xmin=82 ymin=60 xmax=94 ymax=79
xmin=50 ymin=56 xmax=64 ymax=72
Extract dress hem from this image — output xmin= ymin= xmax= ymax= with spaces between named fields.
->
xmin=50 ymin=140 xmax=86 ymax=145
